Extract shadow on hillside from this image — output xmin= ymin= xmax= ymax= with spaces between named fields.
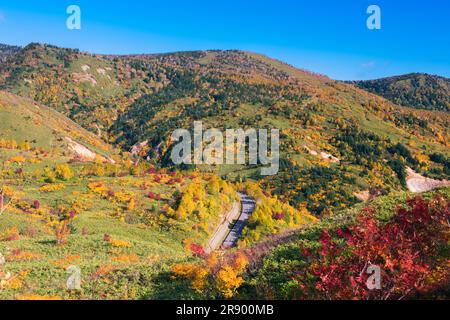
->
xmin=142 ymin=271 xmax=206 ymax=300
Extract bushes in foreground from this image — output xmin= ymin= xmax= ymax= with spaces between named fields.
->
xmin=249 ymin=193 xmax=449 ymax=300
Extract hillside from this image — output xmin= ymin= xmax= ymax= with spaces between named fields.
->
xmin=0 ymin=44 xmax=449 ymax=216
xmin=0 ymin=44 xmax=21 ymax=63
xmin=0 ymin=91 xmax=113 ymax=159
xmin=242 ymin=187 xmax=450 ymax=300
xmin=352 ymin=73 xmax=450 ymax=112
xmin=0 ymin=89 xmax=315 ymax=299
xmin=168 ymin=187 xmax=450 ymax=300
xmin=0 ymin=43 xmax=449 ymax=300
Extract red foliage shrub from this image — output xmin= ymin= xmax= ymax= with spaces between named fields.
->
xmin=273 ymin=212 xmax=285 ymax=220
xmin=33 ymin=200 xmax=41 ymax=209
xmin=298 ymin=195 xmax=450 ymax=300
xmin=190 ymin=243 xmax=207 ymax=258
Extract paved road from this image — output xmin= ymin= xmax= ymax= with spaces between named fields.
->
xmin=205 ymin=202 xmax=239 ymax=254
xmin=222 ymin=192 xmax=256 ymax=249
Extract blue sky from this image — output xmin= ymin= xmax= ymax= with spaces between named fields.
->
xmin=0 ymin=0 xmax=449 ymax=80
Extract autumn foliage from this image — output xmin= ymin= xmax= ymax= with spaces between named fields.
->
xmin=297 ymin=195 xmax=450 ymax=300
xmin=172 ymin=252 xmax=249 ymax=298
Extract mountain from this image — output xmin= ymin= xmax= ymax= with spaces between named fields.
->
xmin=352 ymin=73 xmax=450 ymax=112
xmin=0 ymin=44 xmax=448 ymax=215
xmin=0 ymin=43 xmax=449 ymax=300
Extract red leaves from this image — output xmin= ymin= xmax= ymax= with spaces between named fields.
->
xmin=273 ymin=212 xmax=285 ymax=220
xmin=33 ymin=200 xmax=41 ymax=209
xmin=300 ymin=248 xmax=311 ymax=258
xmin=148 ymin=192 xmax=161 ymax=200
xmin=190 ymin=243 xmax=207 ymax=258
xmin=299 ymin=194 xmax=449 ymax=300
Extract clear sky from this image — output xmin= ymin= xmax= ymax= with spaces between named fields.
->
xmin=0 ymin=0 xmax=448 ymax=80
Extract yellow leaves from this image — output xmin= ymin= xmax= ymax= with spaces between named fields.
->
xmin=113 ymin=191 xmax=134 ymax=203
xmin=7 ymin=250 xmax=41 ymax=262
xmin=0 ymin=138 xmax=18 ymax=150
xmin=42 ymin=164 xmax=74 ymax=183
xmin=215 ymin=266 xmax=244 ymax=298
xmin=92 ymin=264 xmax=117 ymax=279
xmin=232 ymin=252 xmax=249 ymax=273
xmin=111 ymin=254 xmax=140 ymax=264
xmin=87 ymin=182 xmax=107 ymax=195
xmin=1 ymin=186 xmax=15 ymax=198
xmin=127 ymin=198 xmax=136 ymax=211
xmin=43 ymin=167 xmax=57 ymax=183
xmin=82 ymin=163 xmax=106 ymax=177
xmin=239 ymin=181 xmax=316 ymax=244
xmin=9 ymin=155 xmax=26 ymax=163
xmin=206 ymin=252 xmax=219 ymax=268
xmin=171 ymin=263 xmax=208 ymax=293
xmin=4 ymin=276 xmax=22 ymax=290
xmin=1 ymin=227 xmax=20 ymax=241
xmin=435 ymin=131 xmax=445 ymax=144
xmin=20 ymin=141 xmax=31 ymax=151
xmin=54 ymin=164 xmax=74 ymax=181
xmin=172 ymin=251 xmax=249 ymax=298
xmin=28 ymin=157 xmax=41 ymax=164
xmin=51 ymin=254 xmax=81 ymax=269
xmin=207 ymin=176 xmax=221 ymax=194
xmin=0 ymin=270 xmax=29 ymax=291
xmin=39 ymin=183 xmax=65 ymax=193
xmin=15 ymin=294 xmax=61 ymax=300
xmin=110 ymin=239 xmax=132 ymax=248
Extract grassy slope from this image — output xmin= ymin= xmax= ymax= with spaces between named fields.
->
xmin=0 ymin=91 xmax=113 ymax=157
xmin=0 ymin=91 xmax=241 ymax=299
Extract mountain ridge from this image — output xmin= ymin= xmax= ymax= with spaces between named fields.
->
xmin=351 ymin=73 xmax=450 ymax=112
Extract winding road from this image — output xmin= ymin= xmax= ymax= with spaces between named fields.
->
xmin=222 ymin=192 xmax=256 ymax=249
xmin=205 ymin=192 xmax=256 ymax=254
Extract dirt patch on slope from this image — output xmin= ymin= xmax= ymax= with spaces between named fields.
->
xmin=66 ymin=137 xmax=114 ymax=163
xmin=304 ymin=146 xmax=340 ymax=163
xmin=72 ymin=72 xmax=97 ymax=85
xmin=406 ymin=167 xmax=450 ymax=193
